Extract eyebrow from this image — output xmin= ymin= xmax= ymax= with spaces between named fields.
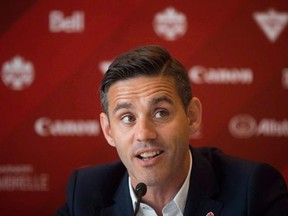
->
xmin=112 ymin=96 xmax=174 ymax=114
xmin=149 ymin=96 xmax=173 ymax=107
xmin=113 ymin=102 xmax=133 ymax=114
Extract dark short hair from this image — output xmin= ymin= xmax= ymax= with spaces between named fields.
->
xmin=100 ymin=45 xmax=192 ymax=114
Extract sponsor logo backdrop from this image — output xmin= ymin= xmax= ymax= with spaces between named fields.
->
xmin=0 ymin=1 xmax=287 ymax=215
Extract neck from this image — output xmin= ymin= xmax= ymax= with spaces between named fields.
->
xmin=140 ymin=150 xmax=191 ymax=213
xmin=143 ymin=185 xmax=180 ymax=215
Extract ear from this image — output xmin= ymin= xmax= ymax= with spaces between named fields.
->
xmin=187 ymin=97 xmax=202 ymax=135
xmin=99 ymin=112 xmax=116 ymax=147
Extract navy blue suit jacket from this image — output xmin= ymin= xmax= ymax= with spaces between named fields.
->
xmin=57 ymin=147 xmax=288 ymax=215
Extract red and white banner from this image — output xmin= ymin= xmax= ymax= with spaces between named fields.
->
xmin=0 ymin=1 xmax=287 ymax=215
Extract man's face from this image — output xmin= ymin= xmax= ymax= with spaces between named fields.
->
xmin=100 ymin=76 xmax=201 ymax=188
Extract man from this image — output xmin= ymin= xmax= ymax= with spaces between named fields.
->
xmin=57 ymin=45 xmax=288 ymax=215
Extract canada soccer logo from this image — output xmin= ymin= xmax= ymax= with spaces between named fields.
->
xmin=1 ymin=56 xmax=35 ymax=90
xmin=153 ymin=7 xmax=188 ymax=41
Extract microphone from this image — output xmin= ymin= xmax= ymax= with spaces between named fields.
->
xmin=132 ymin=182 xmax=147 ymax=216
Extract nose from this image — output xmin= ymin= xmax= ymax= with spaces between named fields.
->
xmin=135 ymin=118 xmax=157 ymax=142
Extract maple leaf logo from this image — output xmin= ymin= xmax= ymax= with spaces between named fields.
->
xmin=254 ymin=8 xmax=288 ymax=42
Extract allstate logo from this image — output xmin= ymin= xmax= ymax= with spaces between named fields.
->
xmin=153 ymin=7 xmax=188 ymax=41
xmin=1 ymin=56 xmax=35 ymax=90
xmin=228 ymin=114 xmax=257 ymax=138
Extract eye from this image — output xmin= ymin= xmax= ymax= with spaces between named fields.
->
xmin=121 ymin=114 xmax=135 ymax=124
xmin=155 ymin=109 xmax=169 ymax=119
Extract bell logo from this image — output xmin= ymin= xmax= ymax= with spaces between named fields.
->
xmin=253 ymin=8 xmax=288 ymax=42
xmin=49 ymin=10 xmax=85 ymax=33
xmin=153 ymin=7 xmax=188 ymax=41
xmin=1 ymin=56 xmax=35 ymax=90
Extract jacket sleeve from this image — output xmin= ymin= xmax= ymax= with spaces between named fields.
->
xmin=56 ymin=170 xmax=78 ymax=216
xmin=247 ymin=163 xmax=288 ymax=216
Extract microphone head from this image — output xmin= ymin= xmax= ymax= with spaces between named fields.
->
xmin=135 ymin=182 xmax=147 ymax=197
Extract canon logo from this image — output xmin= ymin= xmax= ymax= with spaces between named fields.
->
xmin=34 ymin=117 xmax=100 ymax=137
xmin=49 ymin=10 xmax=84 ymax=33
xmin=229 ymin=114 xmax=288 ymax=138
xmin=189 ymin=66 xmax=253 ymax=84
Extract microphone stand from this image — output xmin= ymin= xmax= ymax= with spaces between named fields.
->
xmin=132 ymin=183 xmax=147 ymax=216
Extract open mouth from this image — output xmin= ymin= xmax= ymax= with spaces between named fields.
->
xmin=136 ymin=150 xmax=163 ymax=160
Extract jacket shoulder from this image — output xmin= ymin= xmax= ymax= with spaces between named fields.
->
xmin=76 ymin=161 xmax=127 ymax=186
xmin=194 ymin=147 xmax=262 ymax=173
xmin=59 ymin=161 xmax=127 ymax=216
xmin=192 ymin=147 xmax=288 ymax=214
xmin=73 ymin=161 xmax=126 ymax=199
xmin=193 ymin=147 xmax=284 ymax=185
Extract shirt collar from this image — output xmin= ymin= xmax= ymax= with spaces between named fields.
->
xmin=128 ymin=151 xmax=192 ymax=214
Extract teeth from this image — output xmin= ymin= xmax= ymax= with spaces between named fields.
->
xmin=139 ymin=151 xmax=161 ymax=158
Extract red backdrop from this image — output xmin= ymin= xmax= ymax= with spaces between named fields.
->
xmin=0 ymin=1 xmax=287 ymax=215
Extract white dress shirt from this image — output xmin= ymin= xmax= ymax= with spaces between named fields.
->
xmin=129 ymin=152 xmax=192 ymax=216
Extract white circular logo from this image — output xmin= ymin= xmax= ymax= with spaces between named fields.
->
xmin=1 ymin=56 xmax=35 ymax=90
xmin=228 ymin=114 xmax=257 ymax=138
xmin=153 ymin=7 xmax=188 ymax=41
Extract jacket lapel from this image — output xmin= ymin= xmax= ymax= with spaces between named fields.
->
xmin=184 ymin=147 xmax=223 ymax=216
xmin=96 ymin=147 xmax=223 ymax=216
xmin=99 ymin=172 xmax=134 ymax=216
